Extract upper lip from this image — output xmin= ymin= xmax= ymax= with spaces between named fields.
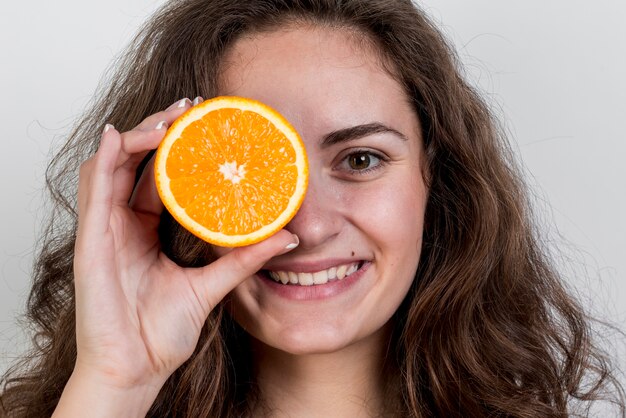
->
xmin=262 ymin=258 xmax=366 ymax=273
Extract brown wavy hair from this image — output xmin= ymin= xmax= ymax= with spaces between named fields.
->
xmin=2 ymin=0 xmax=624 ymax=416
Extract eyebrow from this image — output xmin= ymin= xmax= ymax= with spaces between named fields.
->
xmin=320 ymin=122 xmax=408 ymax=148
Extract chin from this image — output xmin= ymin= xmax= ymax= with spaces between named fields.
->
xmin=278 ymin=336 xmax=349 ymax=356
xmin=253 ymin=322 xmax=361 ymax=356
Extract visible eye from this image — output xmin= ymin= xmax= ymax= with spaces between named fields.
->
xmin=335 ymin=149 xmax=387 ymax=176
xmin=348 ymin=153 xmax=375 ymax=170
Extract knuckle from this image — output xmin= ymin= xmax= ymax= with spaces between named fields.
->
xmin=229 ymin=243 xmax=274 ymax=276
xmin=120 ymin=131 xmax=133 ymax=153
xmin=137 ymin=113 xmax=163 ymax=131
xmin=230 ymin=248 xmax=254 ymax=274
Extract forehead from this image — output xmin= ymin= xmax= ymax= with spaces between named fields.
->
xmin=218 ymin=25 xmax=420 ymax=145
xmin=223 ymin=24 xmax=384 ymax=70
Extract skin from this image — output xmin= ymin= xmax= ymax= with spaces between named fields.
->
xmin=53 ymin=25 xmax=427 ymax=418
xmin=54 ymin=96 xmax=299 ymax=418
xmin=216 ymin=26 xmax=428 ymax=416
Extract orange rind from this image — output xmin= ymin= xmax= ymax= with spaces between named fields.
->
xmin=155 ymin=96 xmax=308 ymax=247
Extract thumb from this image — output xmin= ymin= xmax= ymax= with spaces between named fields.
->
xmin=185 ymin=230 xmax=299 ymax=314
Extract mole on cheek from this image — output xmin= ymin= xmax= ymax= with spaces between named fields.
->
xmin=351 ymin=251 xmax=355 ymax=256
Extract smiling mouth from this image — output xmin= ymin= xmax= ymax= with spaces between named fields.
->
xmin=261 ymin=261 xmax=365 ymax=286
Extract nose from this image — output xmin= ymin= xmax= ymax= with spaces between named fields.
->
xmin=283 ymin=174 xmax=341 ymax=250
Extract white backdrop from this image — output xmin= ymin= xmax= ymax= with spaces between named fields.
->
xmin=1 ymin=0 xmax=624 ymax=403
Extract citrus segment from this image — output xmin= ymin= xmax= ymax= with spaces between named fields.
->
xmin=154 ymin=96 xmax=308 ymax=247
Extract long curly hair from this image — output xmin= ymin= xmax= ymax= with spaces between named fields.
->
xmin=2 ymin=0 xmax=624 ymax=416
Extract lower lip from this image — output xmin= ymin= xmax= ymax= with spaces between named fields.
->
xmin=256 ymin=262 xmax=371 ymax=301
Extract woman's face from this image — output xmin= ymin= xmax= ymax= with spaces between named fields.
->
xmin=216 ymin=26 xmax=427 ymax=354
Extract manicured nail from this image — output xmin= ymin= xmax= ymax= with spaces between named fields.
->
xmin=167 ymin=98 xmax=190 ymax=111
xmin=155 ymin=121 xmax=167 ymax=130
xmin=103 ymin=123 xmax=114 ymax=133
xmin=192 ymin=96 xmax=204 ymax=106
xmin=177 ymin=98 xmax=191 ymax=108
xmin=284 ymin=235 xmax=299 ymax=250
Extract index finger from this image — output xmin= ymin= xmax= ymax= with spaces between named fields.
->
xmin=133 ymin=97 xmax=202 ymax=133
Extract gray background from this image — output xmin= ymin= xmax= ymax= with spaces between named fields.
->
xmin=1 ymin=0 xmax=624 ymax=408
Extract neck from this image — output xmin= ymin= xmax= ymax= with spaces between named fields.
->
xmin=250 ymin=324 xmax=395 ymax=418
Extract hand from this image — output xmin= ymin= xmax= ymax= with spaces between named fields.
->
xmin=71 ymin=98 xmax=298 ymax=392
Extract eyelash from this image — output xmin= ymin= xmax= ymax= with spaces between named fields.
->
xmin=335 ymin=149 xmax=388 ymax=176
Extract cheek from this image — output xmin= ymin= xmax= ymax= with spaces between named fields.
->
xmin=344 ymin=175 xmax=426 ymax=250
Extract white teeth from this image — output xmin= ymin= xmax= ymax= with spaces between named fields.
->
xmin=328 ymin=266 xmax=337 ymax=279
xmin=266 ymin=262 xmax=361 ymax=286
xmin=277 ymin=271 xmax=289 ymax=284
xmin=313 ymin=270 xmax=329 ymax=285
xmin=336 ymin=264 xmax=347 ymax=280
xmin=347 ymin=263 xmax=357 ymax=276
xmin=300 ymin=272 xmax=313 ymax=286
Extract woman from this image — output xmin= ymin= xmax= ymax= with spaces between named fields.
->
xmin=1 ymin=0 xmax=624 ymax=416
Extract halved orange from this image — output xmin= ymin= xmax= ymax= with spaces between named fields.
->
xmin=154 ymin=96 xmax=308 ymax=247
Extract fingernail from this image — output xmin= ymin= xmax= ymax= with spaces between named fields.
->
xmin=103 ymin=123 xmax=114 ymax=133
xmin=155 ymin=120 xmax=167 ymax=130
xmin=167 ymin=98 xmax=190 ymax=111
xmin=284 ymin=235 xmax=299 ymax=251
xmin=177 ymin=98 xmax=192 ymax=108
xmin=192 ymin=96 xmax=204 ymax=106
